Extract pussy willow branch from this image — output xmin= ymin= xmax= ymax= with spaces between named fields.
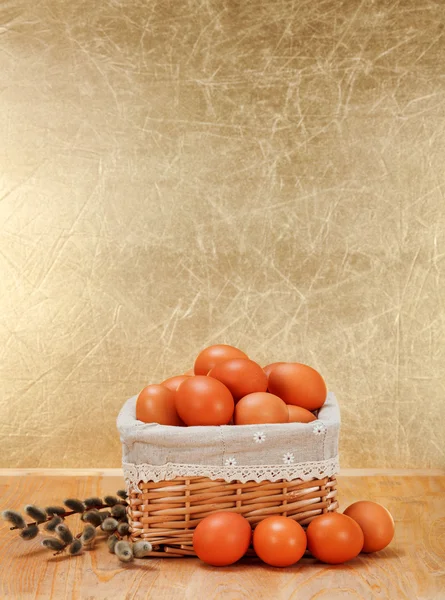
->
xmin=9 ymin=503 xmax=126 ymax=531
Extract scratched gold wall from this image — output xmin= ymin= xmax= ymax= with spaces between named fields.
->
xmin=1 ymin=1 xmax=444 ymax=469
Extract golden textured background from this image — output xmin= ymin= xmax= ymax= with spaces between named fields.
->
xmin=1 ymin=1 xmax=444 ymax=469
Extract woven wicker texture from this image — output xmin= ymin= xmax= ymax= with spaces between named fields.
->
xmin=128 ymin=475 xmax=338 ymax=557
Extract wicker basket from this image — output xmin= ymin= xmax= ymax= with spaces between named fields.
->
xmin=127 ymin=475 xmax=338 ymax=557
xmin=118 ymin=393 xmax=340 ymax=558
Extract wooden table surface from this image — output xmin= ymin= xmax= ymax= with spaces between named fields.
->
xmin=0 ymin=469 xmax=444 ymax=600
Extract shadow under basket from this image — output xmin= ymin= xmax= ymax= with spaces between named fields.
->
xmin=128 ymin=475 xmax=338 ymax=557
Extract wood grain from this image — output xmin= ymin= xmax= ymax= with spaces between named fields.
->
xmin=0 ymin=470 xmax=444 ymax=599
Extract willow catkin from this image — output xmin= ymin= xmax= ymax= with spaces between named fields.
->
xmin=24 ymin=505 xmax=47 ymax=524
xmin=45 ymin=506 xmax=66 ymax=517
xmin=111 ymin=504 xmax=127 ymax=519
xmin=107 ymin=534 xmax=119 ymax=554
xmin=42 ymin=538 xmax=66 ymax=552
xmin=55 ymin=523 xmax=74 ymax=545
xmin=1 ymin=510 xmax=26 ymax=529
xmin=104 ymin=496 xmax=119 ymax=507
xmin=82 ymin=511 xmax=102 ymax=528
xmin=80 ymin=524 xmax=96 ymax=545
xmin=115 ymin=541 xmax=133 ymax=562
xmin=117 ymin=490 xmax=128 ymax=500
xmin=45 ymin=516 xmax=63 ymax=532
xmin=68 ymin=539 xmax=83 ymax=556
xmin=63 ymin=499 xmax=86 ymax=513
xmin=84 ymin=497 xmax=103 ymax=509
xmin=20 ymin=524 xmax=39 ymax=540
xmin=133 ymin=541 xmax=153 ymax=558
xmin=117 ymin=522 xmax=130 ymax=536
xmin=101 ymin=518 xmax=118 ymax=533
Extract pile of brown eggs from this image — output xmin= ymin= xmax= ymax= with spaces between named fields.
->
xmin=135 ymin=344 xmax=327 ymax=427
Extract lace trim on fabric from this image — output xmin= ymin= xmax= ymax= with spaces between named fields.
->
xmin=123 ymin=457 xmax=339 ymax=492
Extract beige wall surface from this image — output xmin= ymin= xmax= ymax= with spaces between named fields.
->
xmin=1 ymin=1 xmax=444 ymax=469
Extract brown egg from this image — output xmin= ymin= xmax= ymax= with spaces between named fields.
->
xmin=175 ymin=376 xmax=234 ymax=426
xmin=234 ymin=392 xmax=289 ymax=425
xmin=136 ymin=384 xmax=183 ymax=426
xmin=307 ymin=513 xmax=364 ymax=564
xmin=209 ymin=358 xmax=268 ymax=400
xmin=161 ymin=374 xmax=191 ymax=392
xmin=287 ymin=405 xmax=317 ymax=423
xmin=268 ymin=362 xmax=327 ymax=411
xmin=263 ymin=362 xmax=287 ymax=380
xmin=194 ymin=344 xmax=248 ymax=375
xmin=343 ymin=501 xmax=395 ymax=553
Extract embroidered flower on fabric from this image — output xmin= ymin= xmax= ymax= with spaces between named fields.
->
xmin=283 ymin=452 xmax=295 ymax=465
xmin=313 ymin=422 xmax=327 ymax=435
xmin=253 ymin=431 xmax=266 ymax=444
xmin=225 ymin=457 xmax=237 ymax=466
